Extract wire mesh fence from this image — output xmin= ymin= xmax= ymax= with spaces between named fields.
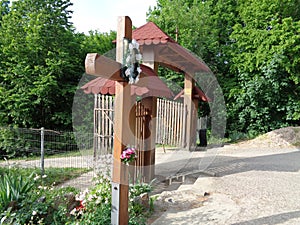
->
xmin=0 ymin=127 xmax=94 ymax=170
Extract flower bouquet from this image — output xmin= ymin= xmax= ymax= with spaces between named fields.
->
xmin=120 ymin=147 xmax=137 ymax=165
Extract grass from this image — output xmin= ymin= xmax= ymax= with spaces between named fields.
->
xmin=1 ymin=148 xmax=95 ymax=164
xmin=0 ymin=167 xmax=90 ymax=186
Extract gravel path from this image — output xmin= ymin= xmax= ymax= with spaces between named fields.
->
xmin=151 ymin=145 xmax=300 ymax=225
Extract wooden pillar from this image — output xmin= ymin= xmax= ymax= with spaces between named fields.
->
xmin=184 ymin=74 xmax=196 ymax=150
xmin=141 ymin=45 xmax=157 ymax=182
xmin=192 ymin=98 xmax=199 ymax=145
xmin=140 ymin=97 xmax=157 ymax=182
xmin=111 ymin=16 xmax=133 ymax=225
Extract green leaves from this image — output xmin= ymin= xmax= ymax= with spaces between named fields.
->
xmin=0 ymin=0 xmax=84 ymax=129
xmin=148 ymin=0 xmax=300 ymax=136
xmin=229 ymin=0 xmax=300 ymax=133
xmin=0 ymin=172 xmax=34 ymax=211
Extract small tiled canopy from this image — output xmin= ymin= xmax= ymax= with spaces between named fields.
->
xmin=83 ymin=21 xmax=210 ymax=99
xmin=132 ymin=22 xmax=211 ymax=75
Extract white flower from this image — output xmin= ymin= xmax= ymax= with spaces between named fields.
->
xmin=32 ymin=210 xmax=37 ymax=216
xmin=130 ymin=39 xmax=139 ymax=50
xmin=136 ymin=53 xmax=142 ymax=61
xmin=137 ymin=67 xmax=142 ymax=74
xmin=129 ymin=77 xmax=134 ymax=84
xmin=122 ymin=39 xmax=142 ymax=84
xmin=134 ymin=76 xmax=139 ymax=84
xmin=70 ymin=208 xmax=77 ymax=216
xmin=125 ymin=68 xmax=131 ymax=76
xmin=126 ymin=55 xmax=131 ymax=64
xmin=42 ymin=175 xmax=47 ymax=178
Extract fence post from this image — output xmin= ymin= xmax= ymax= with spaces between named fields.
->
xmin=40 ymin=127 xmax=45 ymax=175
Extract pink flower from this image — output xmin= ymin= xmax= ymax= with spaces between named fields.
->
xmin=120 ymin=152 xmax=126 ymax=159
xmin=126 ymin=149 xmax=135 ymax=155
xmin=120 ymin=147 xmax=137 ymax=164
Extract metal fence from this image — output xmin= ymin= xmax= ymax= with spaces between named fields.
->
xmin=0 ymin=97 xmax=189 ymax=171
xmin=0 ymin=127 xmax=94 ymax=170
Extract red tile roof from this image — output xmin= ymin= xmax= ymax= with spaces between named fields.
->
xmin=133 ymin=22 xmax=176 ymax=45
xmin=132 ymin=22 xmax=211 ymax=74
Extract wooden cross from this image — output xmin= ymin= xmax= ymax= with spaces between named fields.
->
xmin=111 ymin=16 xmax=133 ymax=225
xmin=85 ymin=16 xmax=133 ymax=225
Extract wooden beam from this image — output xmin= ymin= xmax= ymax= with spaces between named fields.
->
xmin=85 ymin=53 xmax=123 ymax=81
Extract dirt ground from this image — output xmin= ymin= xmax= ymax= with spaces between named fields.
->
xmin=148 ymin=126 xmax=300 ymax=224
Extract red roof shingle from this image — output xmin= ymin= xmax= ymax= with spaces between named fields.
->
xmin=131 ymin=21 xmax=211 ymax=74
xmin=133 ymin=22 xmax=176 ymax=45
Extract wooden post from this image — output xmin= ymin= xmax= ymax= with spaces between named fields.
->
xmin=193 ymin=98 xmax=199 ymax=145
xmin=141 ymin=45 xmax=158 ymax=182
xmin=140 ymin=97 xmax=157 ymax=182
xmin=111 ymin=16 xmax=132 ymax=225
xmin=184 ymin=74 xmax=196 ymax=150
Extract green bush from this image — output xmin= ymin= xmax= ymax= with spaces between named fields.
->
xmin=1 ymin=186 xmax=79 ymax=225
xmin=0 ymin=127 xmax=29 ymax=158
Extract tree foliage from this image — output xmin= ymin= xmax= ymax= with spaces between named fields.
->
xmin=0 ymin=0 xmax=83 ymax=129
xmin=0 ymin=0 xmax=299 ymax=139
xmin=0 ymin=0 xmax=116 ymax=130
xmin=229 ymin=0 xmax=300 ymax=134
xmin=147 ymin=0 xmax=300 ymax=136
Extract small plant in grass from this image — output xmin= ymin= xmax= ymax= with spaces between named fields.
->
xmin=129 ymin=180 xmax=154 ymax=220
xmin=72 ymin=174 xmax=155 ymax=225
xmin=0 ymin=171 xmax=35 ymax=211
xmin=1 ymin=185 xmax=79 ymax=225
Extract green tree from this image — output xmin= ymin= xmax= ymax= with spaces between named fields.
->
xmin=148 ymin=0 xmax=300 ymax=137
xmin=80 ymin=30 xmax=116 ymax=55
xmin=0 ymin=0 xmax=84 ymax=129
xmin=72 ymin=30 xmax=116 ymax=135
xmin=229 ymin=0 xmax=300 ymax=134
xmin=0 ymin=1 xmax=9 ymax=22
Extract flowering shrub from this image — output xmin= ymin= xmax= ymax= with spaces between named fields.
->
xmin=0 ymin=168 xmax=153 ymax=225
xmin=120 ymin=147 xmax=137 ymax=165
xmin=74 ymin=175 xmax=112 ymax=224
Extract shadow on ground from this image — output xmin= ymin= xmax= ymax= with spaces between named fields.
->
xmin=153 ymin=148 xmax=300 ymax=194
xmin=231 ymin=210 xmax=300 ymax=225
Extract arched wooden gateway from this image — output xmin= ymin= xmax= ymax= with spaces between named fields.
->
xmin=83 ymin=16 xmax=210 ymax=225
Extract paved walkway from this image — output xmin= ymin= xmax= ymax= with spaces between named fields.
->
xmin=151 ymin=145 xmax=300 ymax=225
